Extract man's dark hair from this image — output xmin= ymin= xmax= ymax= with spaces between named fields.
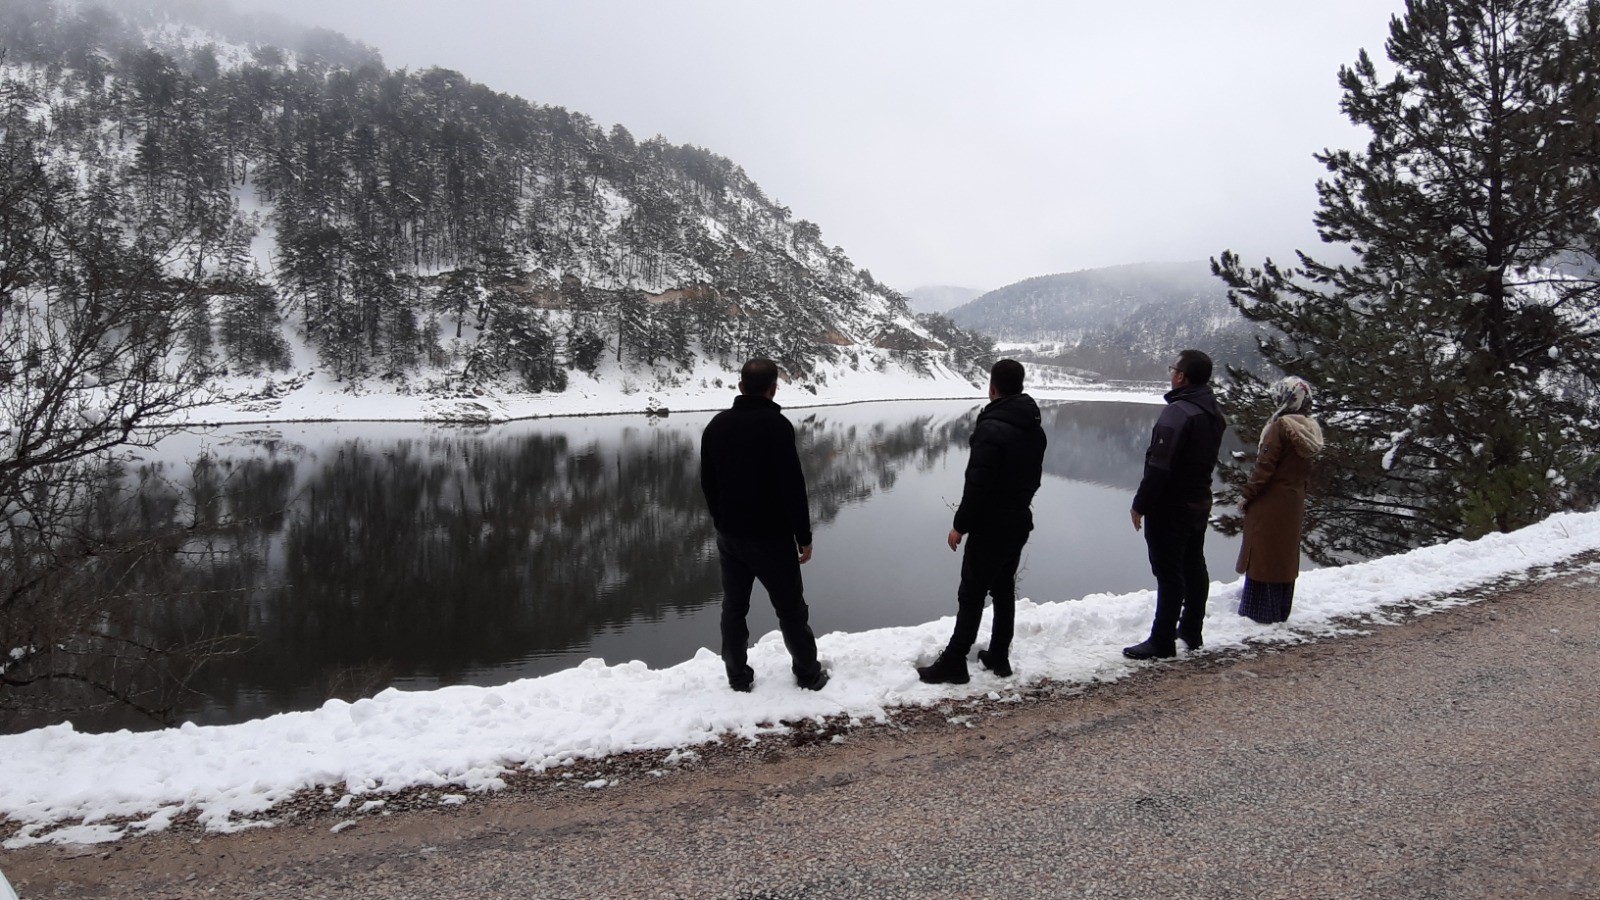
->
xmin=1175 ymin=349 xmax=1213 ymax=385
xmin=990 ymin=359 xmax=1025 ymax=396
xmin=739 ymin=358 xmax=780 ymax=395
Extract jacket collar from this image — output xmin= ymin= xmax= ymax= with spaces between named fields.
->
xmin=980 ymin=392 xmax=1041 ymax=426
xmin=1164 ymin=383 xmax=1212 ymax=404
xmin=732 ymin=393 xmax=781 ymax=412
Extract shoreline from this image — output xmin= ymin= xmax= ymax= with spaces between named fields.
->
xmin=167 ymin=384 xmax=1165 ymax=428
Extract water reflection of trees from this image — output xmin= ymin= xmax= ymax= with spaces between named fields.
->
xmin=204 ymin=429 xmax=728 ymax=724
xmin=0 ymin=447 xmax=300 ymax=734
xmin=795 ymin=410 xmax=972 ymax=520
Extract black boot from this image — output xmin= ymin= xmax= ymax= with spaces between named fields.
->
xmin=976 ymin=648 xmax=1013 ymax=677
xmin=917 ymin=652 xmax=970 ymax=684
xmin=1122 ymin=639 xmax=1176 ymax=660
xmin=796 ymin=668 xmax=830 ymax=691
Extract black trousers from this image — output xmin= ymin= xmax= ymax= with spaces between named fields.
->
xmin=1143 ymin=513 xmax=1210 ymax=650
xmin=945 ymin=531 xmax=1027 ymax=658
xmin=716 ymin=533 xmax=822 ymax=685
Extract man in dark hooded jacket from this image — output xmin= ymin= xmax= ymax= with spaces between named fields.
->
xmin=917 ymin=359 xmax=1048 ymax=684
xmin=1125 ymin=349 xmax=1227 ymax=660
xmin=701 ymin=358 xmax=829 ymax=693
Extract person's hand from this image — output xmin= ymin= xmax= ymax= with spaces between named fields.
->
xmin=1131 ymin=508 xmax=1143 ymax=532
xmin=947 ymin=529 xmax=963 ymax=551
xmin=798 ymin=544 xmax=813 ymax=564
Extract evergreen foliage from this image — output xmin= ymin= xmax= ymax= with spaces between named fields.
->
xmin=1213 ymin=0 xmax=1600 ymax=561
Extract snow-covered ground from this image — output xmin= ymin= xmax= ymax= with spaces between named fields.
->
xmin=4 ymin=506 xmax=1599 ymax=848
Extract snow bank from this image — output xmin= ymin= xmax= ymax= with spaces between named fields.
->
xmin=4 ymin=509 xmax=1598 ymax=846
xmin=182 ymin=357 xmax=1153 ymax=425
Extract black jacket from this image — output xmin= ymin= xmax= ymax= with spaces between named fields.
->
xmin=952 ymin=393 xmax=1048 ymax=538
xmin=1132 ymin=383 xmax=1226 ymax=521
xmin=701 ymin=394 xmax=813 ymax=547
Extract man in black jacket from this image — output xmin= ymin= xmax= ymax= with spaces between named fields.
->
xmin=1125 ymin=349 xmax=1227 ymax=660
xmin=918 ymin=359 xmax=1048 ymax=684
xmin=701 ymin=358 xmax=829 ymax=693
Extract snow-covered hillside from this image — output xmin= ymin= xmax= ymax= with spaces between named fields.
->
xmin=2 ymin=0 xmax=995 ymax=418
xmin=949 ymin=262 xmax=1265 ymax=380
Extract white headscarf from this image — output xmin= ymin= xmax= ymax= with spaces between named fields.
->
xmin=1260 ymin=375 xmax=1314 ymax=450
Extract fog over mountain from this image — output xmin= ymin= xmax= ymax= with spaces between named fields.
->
xmin=904 ymin=285 xmax=986 ymax=315
xmin=947 ymin=262 xmax=1267 ymax=381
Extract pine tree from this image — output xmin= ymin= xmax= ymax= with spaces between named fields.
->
xmin=218 ymin=281 xmax=291 ymax=374
xmin=1214 ymin=0 xmax=1600 ymax=561
xmin=615 ymin=289 xmax=652 ymax=364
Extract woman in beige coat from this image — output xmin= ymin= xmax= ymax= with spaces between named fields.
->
xmin=1236 ymin=376 xmax=1323 ymax=623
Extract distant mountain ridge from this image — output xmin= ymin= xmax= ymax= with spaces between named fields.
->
xmin=947 ymin=262 xmax=1264 ymax=380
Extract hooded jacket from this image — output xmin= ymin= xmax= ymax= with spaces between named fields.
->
xmin=1132 ymin=383 xmax=1227 ymax=521
xmin=1236 ymin=413 xmax=1323 ymax=582
xmin=701 ymin=394 xmax=813 ymax=547
xmin=952 ymin=393 xmax=1048 ymax=538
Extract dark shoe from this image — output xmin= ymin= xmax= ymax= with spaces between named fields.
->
xmin=728 ymin=663 xmax=755 ymax=692
xmin=1178 ymin=631 xmax=1203 ymax=651
xmin=976 ymin=648 xmax=1013 ymax=677
xmin=797 ymin=668 xmax=830 ymax=691
xmin=1122 ymin=639 xmax=1176 ymax=660
xmin=916 ymin=653 xmax=970 ymax=685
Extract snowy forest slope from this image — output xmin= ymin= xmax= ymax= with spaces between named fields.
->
xmin=0 ymin=0 xmax=993 ymax=406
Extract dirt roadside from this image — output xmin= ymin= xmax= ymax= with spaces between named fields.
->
xmin=4 ymin=567 xmax=1598 ymax=899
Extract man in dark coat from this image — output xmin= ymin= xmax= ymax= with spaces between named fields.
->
xmin=917 ymin=359 xmax=1048 ymax=684
xmin=1125 ymin=348 xmax=1227 ymax=659
xmin=701 ymin=358 xmax=829 ymax=693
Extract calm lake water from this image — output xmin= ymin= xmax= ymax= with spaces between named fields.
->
xmin=55 ymin=398 xmax=1252 ymax=731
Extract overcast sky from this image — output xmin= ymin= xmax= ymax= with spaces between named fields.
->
xmin=225 ymin=0 xmax=1407 ymax=293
